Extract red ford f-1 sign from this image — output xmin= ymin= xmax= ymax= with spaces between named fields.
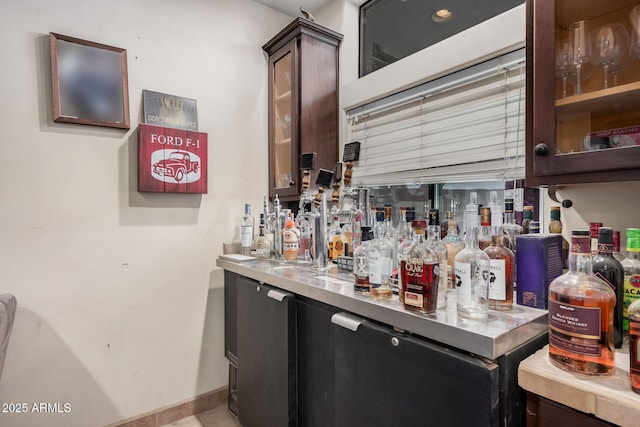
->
xmin=138 ymin=124 xmax=208 ymax=193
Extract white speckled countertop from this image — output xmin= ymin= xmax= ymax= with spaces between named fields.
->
xmin=217 ymin=257 xmax=548 ymax=360
xmin=518 ymin=345 xmax=640 ymax=427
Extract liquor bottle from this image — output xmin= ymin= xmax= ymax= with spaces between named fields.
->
xmin=368 ymin=218 xmax=393 ymax=299
xmin=548 ymin=230 xmax=616 ymax=375
xmin=396 ymin=208 xmax=414 ymax=298
xmin=455 ymin=226 xmax=490 ymax=319
xmin=330 ymin=214 xmax=345 ymax=262
xmin=462 ymin=192 xmax=479 ymax=237
xmin=296 ymin=213 xmax=313 ymax=263
xmin=487 ymin=191 xmax=503 ymax=230
xmin=548 ymin=206 xmax=568 ymax=269
xmin=592 ymin=227 xmax=624 ymax=349
xmin=253 ymin=214 xmax=272 ymax=259
xmin=400 ymin=220 xmax=440 ymax=313
xmin=353 ymin=227 xmax=373 ymax=296
xmin=502 ymin=199 xmax=523 ymax=254
xmin=521 ymin=206 xmax=534 ymax=234
xmin=396 ymin=207 xmax=411 ymax=245
xmin=443 ymin=220 xmax=465 ymax=292
xmin=613 ymin=231 xmax=625 ymax=263
xmin=440 ymin=210 xmax=456 ymax=240
xmin=383 ymin=203 xmax=398 ymax=283
xmin=478 ymin=207 xmax=492 ymax=250
xmin=485 ymin=224 xmax=515 ymax=311
xmin=426 ymin=209 xmax=448 ymax=310
xmin=282 ymin=218 xmax=300 ymax=261
xmin=628 ymin=298 xmax=640 ymax=393
xmin=241 ymin=203 xmax=255 ymax=255
xmin=590 ymin=222 xmax=603 ymax=256
xmin=622 ymin=229 xmax=640 ymax=331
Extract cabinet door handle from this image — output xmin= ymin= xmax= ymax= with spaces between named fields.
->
xmin=534 ymin=143 xmax=549 ymax=156
xmin=331 ymin=312 xmax=363 ymax=331
xmin=267 ymin=289 xmax=288 ymax=302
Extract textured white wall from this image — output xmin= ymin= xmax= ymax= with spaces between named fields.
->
xmin=0 ymin=0 xmax=289 ymax=425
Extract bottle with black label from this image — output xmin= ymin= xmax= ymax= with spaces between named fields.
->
xmin=592 ymin=227 xmax=624 ymax=348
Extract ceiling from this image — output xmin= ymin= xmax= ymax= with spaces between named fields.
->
xmin=253 ymin=0 xmax=332 ymax=17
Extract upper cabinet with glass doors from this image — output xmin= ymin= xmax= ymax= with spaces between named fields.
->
xmin=527 ymin=0 xmax=640 ymax=185
xmin=263 ymin=18 xmax=342 ymax=201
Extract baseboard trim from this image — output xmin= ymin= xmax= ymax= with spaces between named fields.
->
xmin=105 ymin=386 xmax=228 ymax=427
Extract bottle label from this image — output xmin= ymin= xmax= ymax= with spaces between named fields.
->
xmin=401 ymin=259 xmax=438 ymax=310
xmin=598 ymin=243 xmax=613 ymax=254
xmin=624 ymin=274 xmax=640 ymax=330
xmin=333 ymin=235 xmax=345 ymax=259
xmin=241 ymin=226 xmax=253 ymax=247
xmin=455 ymin=262 xmax=472 ymax=306
xmin=404 ymin=290 xmax=424 ymax=308
xmin=369 ymin=254 xmax=382 ymax=285
xmin=488 ymin=259 xmax=506 ymax=301
xmin=548 ymin=300 xmax=602 ymax=356
xmin=354 ymin=254 xmax=368 ymax=278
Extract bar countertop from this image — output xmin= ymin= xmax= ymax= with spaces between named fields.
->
xmin=216 ymin=257 xmax=548 ymax=360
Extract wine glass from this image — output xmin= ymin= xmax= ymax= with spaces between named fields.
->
xmin=630 ymin=6 xmax=640 ymax=61
xmin=556 ymin=38 xmax=574 ymax=98
xmin=591 ymin=24 xmax=629 ymax=89
xmin=569 ymin=20 xmax=592 ymax=95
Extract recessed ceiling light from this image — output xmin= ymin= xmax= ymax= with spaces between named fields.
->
xmin=432 ymin=9 xmax=454 ymax=23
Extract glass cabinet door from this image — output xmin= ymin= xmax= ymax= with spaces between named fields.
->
xmin=529 ymin=0 xmax=640 ymax=184
xmin=271 ymin=46 xmax=296 ymax=195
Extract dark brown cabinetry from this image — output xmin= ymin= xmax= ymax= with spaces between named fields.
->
xmin=263 ymin=18 xmax=342 ymax=201
xmin=526 ymin=0 xmax=640 ymax=186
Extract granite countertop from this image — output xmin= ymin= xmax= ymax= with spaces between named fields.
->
xmin=216 ymin=257 xmax=548 ymax=360
xmin=518 ymin=345 xmax=640 ymax=427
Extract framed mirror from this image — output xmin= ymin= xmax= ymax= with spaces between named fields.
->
xmin=49 ymin=32 xmax=130 ymax=129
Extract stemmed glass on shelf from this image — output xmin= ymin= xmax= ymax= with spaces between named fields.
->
xmin=556 ymin=38 xmax=574 ymax=98
xmin=569 ymin=20 xmax=592 ymax=95
xmin=592 ymin=23 xmax=629 ymax=89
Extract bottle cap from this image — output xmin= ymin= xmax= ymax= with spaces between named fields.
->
xmin=523 ymin=206 xmax=533 ymax=220
xmin=361 ymin=226 xmax=374 ymax=241
xmin=428 ymin=209 xmax=440 ymax=226
xmin=411 ymin=220 xmax=427 ymax=229
xmin=590 ymin=222 xmax=603 ymax=238
xmin=550 ymin=206 xmax=561 ymax=220
xmin=627 ymin=228 xmax=640 ymax=251
xmin=570 ymin=230 xmax=591 ymax=254
xmin=479 ymin=207 xmax=491 ymax=226
xmin=285 ymin=219 xmax=296 ymax=229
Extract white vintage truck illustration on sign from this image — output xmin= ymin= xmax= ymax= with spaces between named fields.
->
xmin=151 ymin=149 xmax=201 ymax=184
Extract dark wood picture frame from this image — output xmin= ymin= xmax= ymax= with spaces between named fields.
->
xmin=49 ymin=32 xmax=130 ymax=129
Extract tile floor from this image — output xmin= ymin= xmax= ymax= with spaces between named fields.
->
xmin=160 ymin=404 xmax=241 ymax=427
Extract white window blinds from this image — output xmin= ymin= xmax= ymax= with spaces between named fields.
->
xmin=345 ymin=48 xmax=525 ymax=186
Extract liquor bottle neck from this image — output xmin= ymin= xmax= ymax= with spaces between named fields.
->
xmin=427 ymin=225 xmax=440 ymax=241
xmin=504 ymin=211 xmax=515 ymax=224
xmin=569 ymin=236 xmax=593 ymax=273
xmin=465 ymin=228 xmax=479 ymax=249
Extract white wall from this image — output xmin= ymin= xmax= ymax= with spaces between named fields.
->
xmin=0 ymin=0 xmax=290 ymax=425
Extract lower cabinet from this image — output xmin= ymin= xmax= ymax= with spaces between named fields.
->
xmin=333 ymin=316 xmax=499 ymax=427
xmin=526 ymin=393 xmax=617 ymax=427
xmin=236 ymin=276 xmax=296 ymax=427
xmin=224 ymin=272 xmax=546 ymax=427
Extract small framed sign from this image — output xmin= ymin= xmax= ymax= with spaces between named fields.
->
xmin=49 ymin=32 xmax=130 ymax=129
xmin=142 ymin=90 xmax=198 ymax=131
xmin=138 ymin=124 xmax=208 ymax=194
xmin=343 ymin=142 xmax=361 ymax=162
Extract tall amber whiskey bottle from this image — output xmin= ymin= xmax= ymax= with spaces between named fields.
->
xmin=548 ymin=230 xmax=616 ymax=375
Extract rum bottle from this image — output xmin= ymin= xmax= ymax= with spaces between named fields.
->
xmin=400 ymin=220 xmax=440 ymax=313
xmin=592 ymin=227 xmax=624 ymax=348
xmin=426 ymin=209 xmax=448 ymax=309
xmin=548 ymin=230 xmax=616 ymax=375
xmin=622 ymin=228 xmax=640 ymax=331
xmin=455 ymin=226 xmax=490 ymax=319
xmin=627 ymin=298 xmax=640 ymax=393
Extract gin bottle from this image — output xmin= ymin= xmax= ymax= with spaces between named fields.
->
xmin=455 ymin=226 xmax=490 ymax=319
xmin=241 ymin=203 xmax=255 ymax=255
xmin=548 ymin=230 xmax=615 ymax=375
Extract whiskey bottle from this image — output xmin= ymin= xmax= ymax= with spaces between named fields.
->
xmin=622 ymin=228 xmax=640 ymax=331
xmin=502 ymin=199 xmax=522 ymax=254
xmin=628 ymin=298 xmax=640 ymax=393
xmin=455 ymin=226 xmax=490 ymax=319
xmin=397 ymin=219 xmax=421 ymax=304
xmin=592 ymin=227 xmax=624 ymax=348
xmin=353 ymin=227 xmax=373 ymax=296
xmin=485 ymin=226 xmax=515 ymax=311
xmin=478 ymin=207 xmax=492 ymax=250
xmin=426 ymin=209 xmax=448 ymax=310
xmin=400 ymin=220 xmax=440 ymax=313
xmin=241 ymin=203 xmax=255 ymax=255
xmin=548 ymin=230 xmax=616 ymax=375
